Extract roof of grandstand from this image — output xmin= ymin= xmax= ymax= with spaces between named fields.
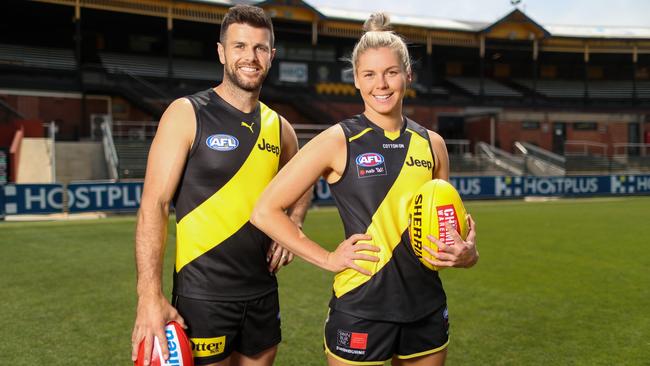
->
xmin=186 ymin=0 xmax=650 ymax=39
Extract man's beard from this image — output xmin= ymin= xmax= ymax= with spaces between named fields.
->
xmin=224 ymin=61 xmax=269 ymax=92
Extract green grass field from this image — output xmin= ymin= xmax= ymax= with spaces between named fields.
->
xmin=1 ymin=197 xmax=649 ymax=365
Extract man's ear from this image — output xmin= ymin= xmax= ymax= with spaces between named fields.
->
xmin=217 ymin=42 xmax=226 ymax=65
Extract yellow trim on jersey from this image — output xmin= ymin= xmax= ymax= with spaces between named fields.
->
xmin=323 ymin=337 xmax=388 ymax=366
xmin=348 ymin=128 xmax=373 ymax=142
xmin=333 ymin=130 xmax=433 ymax=298
xmin=395 ymin=339 xmax=449 ymax=359
xmin=175 ymin=102 xmax=280 ymax=272
xmin=384 ymin=130 xmax=400 ymax=140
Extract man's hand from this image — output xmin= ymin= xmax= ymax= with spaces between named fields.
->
xmin=325 ymin=234 xmax=380 ymax=275
xmin=131 ymin=294 xmax=186 ymax=365
xmin=267 ymin=242 xmax=294 ymax=273
xmin=423 ymin=214 xmax=478 ymax=269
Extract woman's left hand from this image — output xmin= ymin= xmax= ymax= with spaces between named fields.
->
xmin=423 ymin=214 xmax=478 ymax=269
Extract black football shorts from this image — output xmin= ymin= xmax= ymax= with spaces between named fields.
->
xmin=324 ymin=304 xmax=449 ymax=364
xmin=173 ymin=290 xmax=281 ymax=365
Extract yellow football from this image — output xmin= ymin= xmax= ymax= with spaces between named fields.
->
xmin=408 ymin=179 xmax=468 ymax=271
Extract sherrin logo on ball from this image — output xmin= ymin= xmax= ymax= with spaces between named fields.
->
xmin=135 ymin=321 xmax=194 ymax=366
xmin=408 ymin=179 xmax=468 ymax=271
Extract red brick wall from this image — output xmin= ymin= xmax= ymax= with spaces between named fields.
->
xmin=403 ymin=105 xmax=465 ymax=131
xmin=498 ymin=120 xmax=554 ymax=153
xmin=0 ymin=93 xmax=154 ymax=140
xmin=266 ymin=103 xmax=305 ymax=125
xmin=497 ymin=119 xmax=634 ymax=156
xmin=465 ymin=116 xmax=493 ymax=151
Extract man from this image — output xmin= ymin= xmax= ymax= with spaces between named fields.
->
xmin=130 ymin=5 xmax=310 ymax=366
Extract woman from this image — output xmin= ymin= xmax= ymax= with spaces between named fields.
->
xmin=251 ymin=12 xmax=478 ymax=366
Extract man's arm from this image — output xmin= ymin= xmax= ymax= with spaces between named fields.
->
xmin=266 ymin=116 xmax=312 ymax=273
xmin=131 ymin=98 xmax=195 ymax=365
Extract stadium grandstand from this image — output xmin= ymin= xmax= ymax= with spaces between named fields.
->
xmin=1 ymin=0 xmax=650 ymax=184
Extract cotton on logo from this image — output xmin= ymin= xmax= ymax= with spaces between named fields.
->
xmin=206 ymin=134 xmax=239 ymax=151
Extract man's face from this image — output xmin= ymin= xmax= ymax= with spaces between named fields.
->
xmin=218 ymin=23 xmax=275 ymax=92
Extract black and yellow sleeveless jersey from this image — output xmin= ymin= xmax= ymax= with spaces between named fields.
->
xmin=328 ymin=114 xmax=446 ymax=322
xmin=172 ymin=89 xmax=281 ymax=301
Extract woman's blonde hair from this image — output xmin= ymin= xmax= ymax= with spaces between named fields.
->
xmin=350 ymin=12 xmax=411 ymax=75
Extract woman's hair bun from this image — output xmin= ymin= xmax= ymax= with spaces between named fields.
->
xmin=363 ymin=12 xmax=392 ymax=32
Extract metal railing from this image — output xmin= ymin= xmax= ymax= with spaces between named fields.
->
xmin=564 ymin=140 xmax=608 ymax=156
xmin=293 ymin=123 xmax=329 ymax=145
xmin=113 ymin=68 xmax=171 ymax=100
xmin=446 ymin=139 xmax=470 ymax=155
xmin=515 ymin=142 xmax=566 ymax=166
xmin=112 ymin=120 xmax=159 ymax=140
xmin=0 ymin=98 xmax=25 ymax=119
xmin=514 ymin=141 xmax=566 ymax=176
xmin=101 ymin=121 xmax=119 ymax=180
xmin=613 ymin=143 xmax=650 ymax=156
xmin=46 ymin=121 xmax=56 ymax=183
xmin=476 ymin=141 xmax=524 ymax=176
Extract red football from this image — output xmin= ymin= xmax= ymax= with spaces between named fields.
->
xmin=135 ymin=321 xmax=194 ymax=366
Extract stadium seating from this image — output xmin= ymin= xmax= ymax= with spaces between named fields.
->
xmin=515 ymin=79 xmax=585 ymax=98
xmin=113 ymin=140 xmax=152 ymax=179
xmin=587 ymin=80 xmax=634 ymax=99
xmin=447 ymin=77 xmax=522 ymax=97
xmin=3 ymin=0 xmax=649 ymax=184
xmin=615 ymin=155 xmax=650 ymax=171
xmin=565 ymin=155 xmax=627 ymax=174
xmin=635 ymin=81 xmax=650 ymax=99
xmin=0 ymin=43 xmax=76 ymax=71
xmin=99 ymin=52 xmax=222 ymax=81
xmin=315 ymin=83 xmax=357 ymax=96
xmin=449 ymin=154 xmax=503 ymax=175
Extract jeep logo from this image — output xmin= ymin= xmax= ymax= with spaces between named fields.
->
xmin=257 ymin=138 xmax=280 ymax=156
xmin=406 ymin=156 xmax=432 ymax=170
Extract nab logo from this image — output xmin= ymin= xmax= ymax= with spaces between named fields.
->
xmin=356 ymin=153 xmax=384 ymax=167
xmin=206 ymin=134 xmax=239 ymax=151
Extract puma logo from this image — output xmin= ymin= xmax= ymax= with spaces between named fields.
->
xmin=241 ymin=121 xmax=255 ymax=133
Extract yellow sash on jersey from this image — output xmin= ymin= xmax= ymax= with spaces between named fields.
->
xmin=175 ymin=103 xmax=280 ymax=272
xmin=333 ymin=129 xmax=433 ymax=298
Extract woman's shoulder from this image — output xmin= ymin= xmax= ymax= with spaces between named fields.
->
xmin=403 ymin=117 xmax=444 ymax=144
xmin=336 ymin=115 xmax=366 ymax=136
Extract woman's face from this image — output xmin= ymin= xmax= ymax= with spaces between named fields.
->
xmin=354 ymin=47 xmax=410 ymax=117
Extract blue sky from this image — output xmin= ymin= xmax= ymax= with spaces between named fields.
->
xmin=306 ymin=0 xmax=650 ymax=27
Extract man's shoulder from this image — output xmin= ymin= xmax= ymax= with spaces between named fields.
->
xmin=183 ymin=88 xmax=213 ymax=108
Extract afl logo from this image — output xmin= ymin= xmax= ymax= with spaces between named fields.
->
xmin=206 ymin=134 xmax=239 ymax=151
xmin=355 ymin=153 xmax=384 ymax=167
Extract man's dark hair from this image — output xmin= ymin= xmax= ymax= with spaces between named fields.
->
xmin=220 ymin=5 xmax=274 ymax=47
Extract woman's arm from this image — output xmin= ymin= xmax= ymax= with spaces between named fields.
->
xmin=251 ymin=125 xmax=379 ymax=275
